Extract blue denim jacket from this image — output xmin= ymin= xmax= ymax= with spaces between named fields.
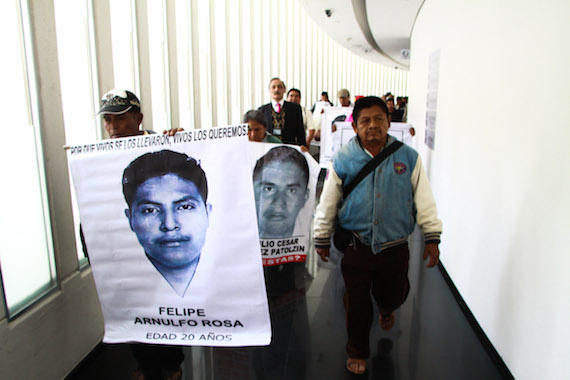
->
xmin=333 ymin=136 xmax=419 ymax=253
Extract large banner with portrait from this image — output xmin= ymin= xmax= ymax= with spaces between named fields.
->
xmin=319 ymin=107 xmax=353 ymax=168
xmin=248 ymin=143 xmax=319 ymax=267
xmin=331 ymin=121 xmax=416 ymax=153
xmin=67 ymin=126 xmax=271 ymax=347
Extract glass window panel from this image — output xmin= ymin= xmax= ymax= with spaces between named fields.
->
xmin=196 ymin=0 xmax=212 ymax=128
xmin=147 ymin=0 xmax=171 ymax=131
xmin=54 ymin=0 xmax=99 ymax=265
xmin=261 ymin=0 xmax=270 ymax=93
xmin=213 ymin=0 xmax=228 ymax=127
xmin=278 ymin=0 xmax=286 ymax=79
xmin=0 ymin=0 xmax=55 ymax=316
xmin=109 ymin=0 xmax=139 ymax=94
xmin=240 ymin=0 xmax=252 ymax=111
xmin=286 ymin=0 xmax=293 ymax=85
xmin=299 ymin=7 xmax=307 ymax=107
xmin=228 ymin=0 xmax=242 ymax=123
xmin=174 ymin=0 xmax=195 ymax=130
xmin=54 ymin=0 xmax=99 ymax=144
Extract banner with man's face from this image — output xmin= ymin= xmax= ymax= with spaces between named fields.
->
xmin=67 ymin=126 xmax=271 ymax=346
xmin=248 ymin=143 xmax=319 ymax=267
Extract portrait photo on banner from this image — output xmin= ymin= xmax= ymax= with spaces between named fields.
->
xmin=331 ymin=121 xmax=415 ymax=153
xmin=319 ymin=107 xmax=354 ymax=168
xmin=248 ymin=142 xmax=319 ymax=267
xmin=67 ymin=127 xmax=271 ymax=347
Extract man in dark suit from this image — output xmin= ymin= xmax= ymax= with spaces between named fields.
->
xmin=258 ymin=78 xmax=307 ymax=146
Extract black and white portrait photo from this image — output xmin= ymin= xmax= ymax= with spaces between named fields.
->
xmin=253 ymin=146 xmax=309 ymax=239
xmin=122 ymin=150 xmax=211 ymax=297
xmin=248 ymin=143 xmax=319 ymax=267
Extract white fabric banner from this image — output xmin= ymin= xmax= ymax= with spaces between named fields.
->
xmin=248 ymin=143 xmax=319 ymax=267
xmin=332 ymin=122 xmax=415 ymax=153
xmin=319 ymin=107 xmax=353 ymax=168
xmin=387 ymin=122 xmax=415 ymax=146
xmin=67 ymin=126 xmax=271 ymax=347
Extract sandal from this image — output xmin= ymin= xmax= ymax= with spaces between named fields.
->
xmin=346 ymin=358 xmax=367 ymax=375
xmin=379 ymin=312 xmax=395 ymax=331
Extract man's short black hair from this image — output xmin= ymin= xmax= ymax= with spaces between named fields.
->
xmin=122 ymin=150 xmax=208 ymax=208
xmin=253 ymin=146 xmax=309 ymax=187
xmin=243 ymin=109 xmax=267 ymax=128
xmin=352 ymin=96 xmax=390 ymax=123
xmin=287 ymin=88 xmax=301 ymax=98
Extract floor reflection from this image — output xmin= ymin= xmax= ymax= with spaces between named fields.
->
xmin=67 ymin=232 xmax=509 ymax=380
xmin=213 ymin=262 xmax=311 ymax=380
xmin=209 ymin=229 xmax=507 ymax=380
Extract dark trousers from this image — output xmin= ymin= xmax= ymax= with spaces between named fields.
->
xmin=130 ymin=344 xmax=184 ymax=379
xmin=341 ymin=240 xmax=410 ymax=359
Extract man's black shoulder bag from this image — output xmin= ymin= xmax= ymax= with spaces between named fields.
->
xmin=333 ymin=140 xmax=403 ymax=251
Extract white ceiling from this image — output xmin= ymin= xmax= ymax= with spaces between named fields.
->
xmin=298 ymin=0 xmax=424 ymax=70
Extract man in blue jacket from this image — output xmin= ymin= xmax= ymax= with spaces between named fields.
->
xmin=313 ymin=96 xmax=442 ymax=375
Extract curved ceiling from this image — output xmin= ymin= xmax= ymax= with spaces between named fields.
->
xmin=298 ymin=0 xmax=424 ymax=70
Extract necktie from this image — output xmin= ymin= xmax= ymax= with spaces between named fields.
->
xmin=277 ymin=103 xmax=281 ymax=113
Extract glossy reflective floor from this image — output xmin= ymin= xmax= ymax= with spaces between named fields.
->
xmin=67 ymin=228 xmax=509 ymax=380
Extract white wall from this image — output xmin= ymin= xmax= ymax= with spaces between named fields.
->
xmin=407 ymin=1 xmax=570 ymax=379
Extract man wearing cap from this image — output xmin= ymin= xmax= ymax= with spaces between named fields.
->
xmin=337 ymin=88 xmax=352 ymax=108
xmin=329 ymin=89 xmax=353 ymax=135
xmin=258 ymin=78 xmax=307 ymax=146
xmin=98 ymin=89 xmax=148 ymax=138
xmin=96 ymin=89 xmax=184 ymax=380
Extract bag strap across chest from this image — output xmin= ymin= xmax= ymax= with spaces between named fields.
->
xmin=342 ymin=140 xmax=403 ymax=200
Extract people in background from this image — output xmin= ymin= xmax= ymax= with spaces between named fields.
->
xmin=381 ymin=92 xmax=393 ymax=101
xmin=337 ymin=88 xmax=352 ymax=107
xmin=397 ymin=96 xmax=408 ymax=123
xmin=243 ymin=109 xmax=282 ymax=143
xmin=386 ymin=97 xmax=404 ymax=122
xmin=286 ymin=88 xmax=319 ymax=148
xmin=258 ymin=78 xmax=307 ymax=147
xmin=311 ymin=91 xmax=334 ymax=112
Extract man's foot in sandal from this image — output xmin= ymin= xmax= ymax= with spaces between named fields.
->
xmin=346 ymin=358 xmax=367 ymax=375
xmin=379 ymin=312 xmax=395 ymax=331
